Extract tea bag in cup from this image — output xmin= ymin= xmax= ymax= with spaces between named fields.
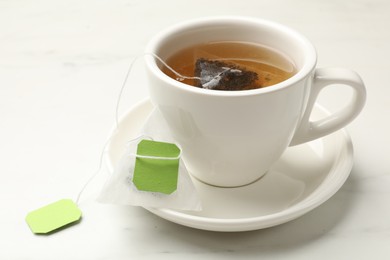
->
xmin=194 ymin=57 xmax=260 ymax=90
xmin=191 ymin=48 xmax=260 ymax=90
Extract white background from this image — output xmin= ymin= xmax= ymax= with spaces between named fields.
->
xmin=1 ymin=0 xmax=389 ymax=259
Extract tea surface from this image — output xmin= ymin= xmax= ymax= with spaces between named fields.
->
xmin=162 ymin=41 xmax=296 ymax=90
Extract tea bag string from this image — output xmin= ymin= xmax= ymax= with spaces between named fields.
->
xmin=76 ymin=53 xmax=193 ymax=205
xmin=115 ymin=52 xmax=201 ymax=127
xmin=75 ymin=137 xmax=111 ymax=204
xmin=146 ymin=52 xmax=202 ymax=81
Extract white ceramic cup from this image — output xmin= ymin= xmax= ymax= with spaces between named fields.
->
xmin=145 ymin=16 xmax=366 ymax=187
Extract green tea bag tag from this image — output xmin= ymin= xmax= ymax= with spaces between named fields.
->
xmin=26 ymin=199 xmax=82 ymax=234
xmin=132 ymin=139 xmax=180 ymax=194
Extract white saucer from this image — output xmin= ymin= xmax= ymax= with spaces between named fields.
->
xmin=106 ymin=99 xmax=353 ymax=232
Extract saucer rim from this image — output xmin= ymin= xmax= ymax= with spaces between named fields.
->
xmin=106 ymin=98 xmax=353 ymax=232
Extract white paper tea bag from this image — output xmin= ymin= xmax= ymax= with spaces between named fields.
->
xmin=98 ymin=109 xmax=201 ymax=211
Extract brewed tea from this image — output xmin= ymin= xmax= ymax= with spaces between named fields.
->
xmin=161 ymin=41 xmax=296 ymax=90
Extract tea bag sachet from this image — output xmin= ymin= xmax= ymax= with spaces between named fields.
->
xmin=193 ymin=48 xmax=261 ymax=90
xmin=98 ymin=109 xmax=201 ymax=211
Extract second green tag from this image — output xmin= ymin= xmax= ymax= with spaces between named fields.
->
xmin=132 ymin=139 xmax=180 ymax=194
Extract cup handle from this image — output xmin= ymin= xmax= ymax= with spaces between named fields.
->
xmin=290 ymin=68 xmax=366 ymax=146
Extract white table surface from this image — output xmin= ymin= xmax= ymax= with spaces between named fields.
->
xmin=1 ymin=0 xmax=389 ymax=259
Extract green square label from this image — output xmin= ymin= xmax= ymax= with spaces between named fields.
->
xmin=132 ymin=139 xmax=180 ymax=194
xmin=26 ymin=199 xmax=82 ymax=234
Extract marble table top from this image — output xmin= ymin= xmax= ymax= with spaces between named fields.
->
xmin=1 ymin=0 xmax=389 ymax=259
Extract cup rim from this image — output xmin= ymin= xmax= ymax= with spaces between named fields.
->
xmin=145 ymin=16 xmax=317 ymax=97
